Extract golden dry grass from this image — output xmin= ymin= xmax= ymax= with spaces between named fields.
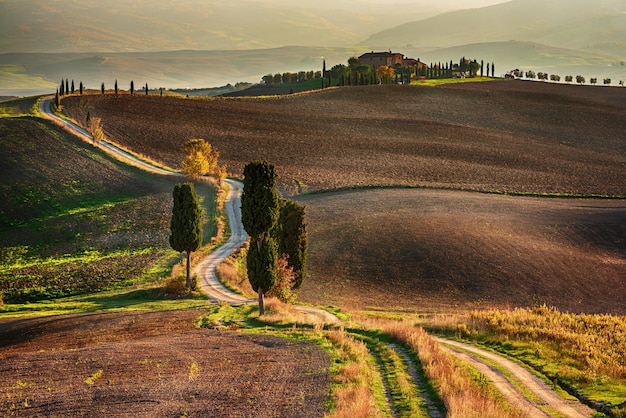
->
xmin=378 ymin=319 xmax=527 ymax=418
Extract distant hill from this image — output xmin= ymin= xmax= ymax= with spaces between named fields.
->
xmin=413 ymin=41 xmax=626 ymax=80
xmin=364 ymin=0 xmax=625 ymax=79
xmin=0 ymin=47 xmax=370 ymax=96
xmin=363 ymin=0 xmax=626 ymax=56
xmin=0 ymin=0 xmax=442 ymax=54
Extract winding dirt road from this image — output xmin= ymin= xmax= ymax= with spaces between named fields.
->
xmin=39 ymin=95 xmax=591 ymax=414
xmin=39 ymin=96 xmax=338 ymax=325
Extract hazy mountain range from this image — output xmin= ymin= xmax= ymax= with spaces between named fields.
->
xmin=1 ymin=0 xmax=624 ymax=96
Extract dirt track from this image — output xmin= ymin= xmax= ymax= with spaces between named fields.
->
xmin=437 ymin=338 xmax=593 ymax=418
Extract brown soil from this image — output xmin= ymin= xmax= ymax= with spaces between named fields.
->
xmin=58 ymin=81 xmax=625 ymax=314
xmin=0 ymin=310 xmax=330 ymax=417
xmin=61 ymin=81 xmax=625 ymax=197
xmin=296 ymin=188 xmax=625 ymax=315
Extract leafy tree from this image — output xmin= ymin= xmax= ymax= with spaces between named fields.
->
xmin=180 ymin=138 xmax=220 ymax=178
xmin=590 ymin=77 xmax=597 ymax=85
xmin=88 ymin=116 xmax=105 ymax=145
xmin=576 ymin=75 xmax=585 ymax=84
xmin=274 ymin=199 xmax=307 ymax=289
xmin=565 ymin=75 xmax=573 ymax=83
xmin=169 ymin=183 xmax=203 ymax=291
xmin=376 ymin=65 xmax=394 ymax=84
xmin=242 ymin=160 xmax=280 ymax=315
xmin=604 ymin=78 xmax=611 ymax=85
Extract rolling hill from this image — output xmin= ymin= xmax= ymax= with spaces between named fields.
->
xmin=0 ymin=47 xmax=370 ymax=96
xmin=363 ymin=0 xmax=626 ymax=55
xmin=59 ymin=81 xmax=626 ymax=314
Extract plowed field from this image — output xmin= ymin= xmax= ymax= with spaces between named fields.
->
xmin=0 ymin=310 xmax=330 ymax=417
xmin=61 ymin=81 xmax=625 ymax=196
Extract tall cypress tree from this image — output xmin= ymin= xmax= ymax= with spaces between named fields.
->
xmin=274 ymin=199 xmax=307 ymax=289
xmin=169 ymin=183 xmax=203 ymax=291
xmin=79 ymin=81 xmax=83 ymax=95
xmin=242 ymin=160 xmax=280 ymax=314
xmin=114 ymin=79 xmax=118 ymax=95
xmin=130 ymin=80 xmax=134 ymax=95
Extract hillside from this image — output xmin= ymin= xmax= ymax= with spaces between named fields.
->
xmin=296 ymin=188 xmax=625 ymax=314
xmin=0 ymin=115 xmax=216 ymax=302
xmin=60 ymin=81 xmax=626 ymax=314
xmin=0 ymin=47 xmax=369 ymax=97
xmin=412 ymin=41 xmax=625 ymax=80
xmin=61 ymin=81 xmax=626 ymax=196
xmin=364 ymin=0 xmax=626 ymax=55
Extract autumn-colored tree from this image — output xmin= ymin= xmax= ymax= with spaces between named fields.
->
xmin=88 ymin=116 xmax=105 ymax=145
xmin=376 ymin=65 xmax=394 ymax=84
xmin=180 ymin=138 xmax=220 ymax=178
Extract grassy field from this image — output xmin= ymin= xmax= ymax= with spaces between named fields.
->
xmin=0 ymin=113 xmax=217 ymax=304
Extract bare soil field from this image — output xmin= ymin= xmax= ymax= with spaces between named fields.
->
xmin=62 ymin=80 xmax=625 ymax=196
xmin=60 ymin=81 xmax=625 ymax=314
xmin=296 ymin=188 xmax=625 ymax=314
xmin=0 ymin=309 xmax=330 ymax=417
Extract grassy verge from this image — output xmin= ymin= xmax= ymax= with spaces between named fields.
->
xmin=423 ymin=305 xmax=626 ymax=416
xmin=413 ymin=76 xmax=499 ymax=86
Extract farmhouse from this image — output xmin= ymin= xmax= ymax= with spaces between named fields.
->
xmin=359 ymin=51 xmax=427 ymax=71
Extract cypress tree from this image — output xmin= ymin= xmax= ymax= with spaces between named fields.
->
xmin=130 ymin=80 xmax=134 ymax=95
xmin=60 ymin=80 xmax=64 ymax=96
xmin=71 ymin=80 xmax=75 ymax=94
xmin=114 ymin=79 xmax=118 ymax=95
xmin=241 ymin=160 xmax=280 ymax=314
xmin=169 ymin=183 xmax=203 ymax=291
xmin=246 ymin=235 xmax=277 ymax=307
xmin=274 ymin=199 xmax=307 ymax=289
xmin=65 ymin=79 xmax=69 ymax=95
xmin=101 ymin=82 xmax=105 ymax=95
xmin=145 ymin=83 xmax=148 ymax=95
xmin=481 ymin=60 xmax=484 ymax=77
xmin=492 ymin=63 xmax=495 ymax=77
xmin=55 ymin=89 xmax=59 ymax=107
xmin=79 ymin=81 xmax=83 ymax=95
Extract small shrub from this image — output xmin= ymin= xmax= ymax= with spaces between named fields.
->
xmin=266 ymin=255 xmax=297 ymax=303
xmin=162 ymin=273 xmax=198 ymax=296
